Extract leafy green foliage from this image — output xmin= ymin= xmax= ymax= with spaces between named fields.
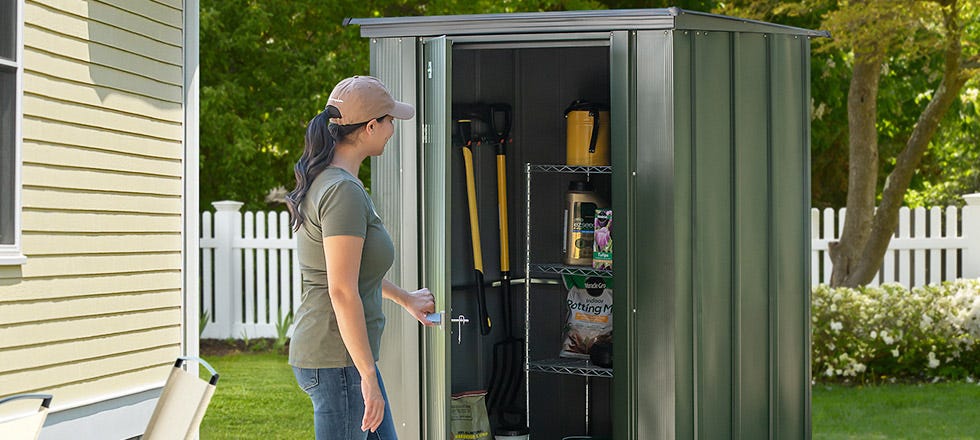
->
xmin=812 ymin=280 xmax=980 ymax=383
xmin=201 ymin=0 xmax=978 ymax=212
xmin=201 ymin=0 xmax=624 ymax=210
xmin=906 ymin=82 xmax=980 ymax=207
xmin=717 ymin=0 xmax=980 ymax=209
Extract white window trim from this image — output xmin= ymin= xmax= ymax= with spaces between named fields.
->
xmin=0 ymin=0 xmax=25 ymax=265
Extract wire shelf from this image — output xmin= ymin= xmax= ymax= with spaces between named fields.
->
xmin=526 ymin=164 xmax=612 ymax=174
xmin=528 ymin=358 xmax=613 ymax=378
xmin=529 ymin=263 xmax=612 ymax=278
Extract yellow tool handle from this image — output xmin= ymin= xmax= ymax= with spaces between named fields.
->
xmin=462 ymin=146 xmax=483 ymax=272
xmin=496 ymin=154 xmax=510 ymax=272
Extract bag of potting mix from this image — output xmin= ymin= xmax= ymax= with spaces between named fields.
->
xmin=560 ymin=275 xmax=613 ymax=359
xmin=450 ymin=390 xmax=491 ymax=440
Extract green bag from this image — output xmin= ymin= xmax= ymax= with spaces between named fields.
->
xmin=451 ymin=390 xmax=491 ymax=440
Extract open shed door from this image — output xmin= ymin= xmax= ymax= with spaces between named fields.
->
xmin=420 ymin=35 xmax=453 ymax=440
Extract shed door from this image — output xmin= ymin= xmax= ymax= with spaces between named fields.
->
xmin=420 ymin=35 xmax=453 ymax=440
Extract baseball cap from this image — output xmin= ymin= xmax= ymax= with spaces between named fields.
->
xmin=326 ymin=76 xmax=415 ymax=125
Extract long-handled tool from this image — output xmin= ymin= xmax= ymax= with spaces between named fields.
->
xmin=485 ymin=104 xmax=525 ymax=422
xmin=458 ymin=118 xmax=492 ymax=336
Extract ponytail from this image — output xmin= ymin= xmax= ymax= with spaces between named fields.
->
xmin=286 ymin=106 xmax=381 ymax=231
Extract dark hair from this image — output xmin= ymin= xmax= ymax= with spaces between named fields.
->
xmin=285 ymin=106 xmax=385 ymax=231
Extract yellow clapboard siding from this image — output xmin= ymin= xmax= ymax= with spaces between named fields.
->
xmin=29 ymin=0 xmax=182 ymax=45
xmin=98 ymin=0 xmax=183 ymax=29
xmin=18 ymin=362 xmax=175 ymax=413
xmin=152 ymin=0 xmax=184 ymax=12
xmin=26 ymin=72 xmax=182 ymax=122
xmin=23 ymin=95 xmax=182 ymax=141
xmin=0 ymin=290 xmax=181 ymax=328
xmin=23 ymin=232 xmax=180 ymax=256
xmin=0 ymin=271 xmax=181 ymax=301
xmin=25 ymin=2 xmax=182 ymax=65
xmin=22 ymin=164 xmax=182 ymax=196
xmin=0 ymin=326 xmax=181 ymax=374
xmin=0 ymin=345 xmax=181 ymax=398
xmin=22 ymin=118 xmax=181 ymax=159
xmin=19 ymin=253 xmax=181 ymax=278
xmin=0 ymin=267 xmax=21 ymax=280
xmin=25 ymin=25 xmax=182 ymax=83
xmin=21 ymin=210 xmax=181 ymax=234
xmin=0 ymin=308 xmax=181 ymax=348
xmin=23 ymin=143 xmax=182 ymax=178
xmin=22 ymin=187 xmax=181 ymax=215
xmin=24 ymin=50 xmax=182 ymax=103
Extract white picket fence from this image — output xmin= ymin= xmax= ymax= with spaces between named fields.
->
xmin=811 ymin=196 xmax=980 ymax=287
xmin=200 ymin=195 xmax=980 ymax=339
xmin=199 ymin=201 xmax=302 ymax=340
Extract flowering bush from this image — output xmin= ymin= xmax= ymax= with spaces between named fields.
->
xmin=812 ymin=279 xmax=980 ymax=383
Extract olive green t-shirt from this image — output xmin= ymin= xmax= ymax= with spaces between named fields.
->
xmin=288 ymin=166 xmax=395 ymax=369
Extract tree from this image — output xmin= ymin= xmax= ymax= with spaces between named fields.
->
xmin=719 ymin=0 xmax=979 ymax=287
xmin=200 ymin=0 xmax=615 ymax=211
xmin=824 ymin=0 xmax=979 ymax=287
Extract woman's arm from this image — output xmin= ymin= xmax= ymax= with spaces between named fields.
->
xmin=381 ymin=280 xmax=435 ymax=325
xmin=322 ymin=234 xmax=384 ymax=432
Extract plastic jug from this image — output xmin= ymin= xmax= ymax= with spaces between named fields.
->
xmin=564 ymin=100 xmax=610 ymax=166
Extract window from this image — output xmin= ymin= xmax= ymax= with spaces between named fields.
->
xmin=0 ymin=0 xmax=24 ymax=265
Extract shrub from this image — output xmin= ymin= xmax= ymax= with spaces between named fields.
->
xmin=812 ymin=279 xmax=980 ymax=383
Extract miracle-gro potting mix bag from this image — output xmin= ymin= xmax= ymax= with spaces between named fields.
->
xmin=560 ymin=275 xmax=613 ymax=359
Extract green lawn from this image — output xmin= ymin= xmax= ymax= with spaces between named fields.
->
xmin=813 ymin=382 xmax=980 ymax=440
xmin=200 ymin=352 xmax=312 ymax=439
xmin=200 ymin=351 xmax=980 ymax=439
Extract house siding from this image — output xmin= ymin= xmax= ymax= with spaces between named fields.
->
xmin=0 ymin=0 xmax=185 ymax=419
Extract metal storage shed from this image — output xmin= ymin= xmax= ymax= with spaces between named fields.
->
xmin=351 ymin=8 xmax=827 ymax=440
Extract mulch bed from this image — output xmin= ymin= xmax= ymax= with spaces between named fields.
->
xmin=200 ymin=338 xmax=288 ymax=356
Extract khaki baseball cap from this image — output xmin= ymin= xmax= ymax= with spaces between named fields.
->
xmin=326 ymin=76 xmax=415 ymax=125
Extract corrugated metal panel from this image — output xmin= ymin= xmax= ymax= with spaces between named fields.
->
xmin=371 ymin=36 xmax=422 ymax=440
xmin=610 ymin=30 xmax=636 ymax=440
xmin=420 ymin=35 xmax=452 ymax=440
xmin=631 ymin=28 xmax=812 ymax=439
xmin=670 ymin=28 xmax=696 ymax=440
xmin=769 ymin=33 xmax=811 ymax=440
xmin=732 ymin=32 xmax=771 ymax=440
xmin=691 ymin=29 xmax=735 ymax=439
xmin=629 ymin=29 xmax=679 ymax=440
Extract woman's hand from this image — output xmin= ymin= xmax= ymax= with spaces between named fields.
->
xmin=360 ymin=372 xmax=385 ymax=432
xmin=403 ymin=288 xmax=436 ymax=326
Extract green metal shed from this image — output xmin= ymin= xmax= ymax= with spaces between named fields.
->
xmin=352 ymin=8 xmax=827 ymax=440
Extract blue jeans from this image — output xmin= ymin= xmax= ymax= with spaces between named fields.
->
xmin=292 ymin=365 xmax=397 ymax=440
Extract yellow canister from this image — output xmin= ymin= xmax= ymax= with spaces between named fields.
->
xmin=565 ymin=100 xmax=610 ymax=166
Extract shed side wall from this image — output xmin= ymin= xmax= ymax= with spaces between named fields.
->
xmin=662 ymin=30 xmax=811 ymax=439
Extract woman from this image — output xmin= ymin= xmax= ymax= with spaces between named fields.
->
xmin=286 ymin=75 xmax=435 ymax=439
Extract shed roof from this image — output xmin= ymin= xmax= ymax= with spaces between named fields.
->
xmin=348 ymin=8 xmax=830 ymax=39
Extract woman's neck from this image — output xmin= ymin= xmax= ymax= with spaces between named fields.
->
xmin=330 ymin=143 xmax=365 ymax=180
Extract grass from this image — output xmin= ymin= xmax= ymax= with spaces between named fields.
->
xmin=812 ymin=382 xmax=980 ymax=439
xmin=199 ymin=350 xmax=980 ymax=439
xmin=200 ymin=352 xmax=312 ymax=439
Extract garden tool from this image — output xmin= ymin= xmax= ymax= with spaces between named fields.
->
xmin=457 ymin=115 xmax=492 ymax=336
xmin=485 ymin=104 xmax=525 ymax=418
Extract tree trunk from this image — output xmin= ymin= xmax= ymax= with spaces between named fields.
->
xmin=829 ymin=2 xmax=969 ymax=287
xmin=828 ymin=52 xmax=881 ymax=287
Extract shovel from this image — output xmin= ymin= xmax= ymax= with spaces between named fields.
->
xmin=485 ymin=104 xmax=525 ymax=418
xmin=458 ymin=118 xmax=492 ymax=336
